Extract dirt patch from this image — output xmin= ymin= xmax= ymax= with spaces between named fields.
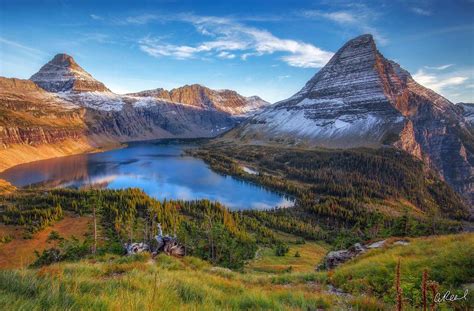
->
xmin=0 ymin=214 xmax=92 ymax=269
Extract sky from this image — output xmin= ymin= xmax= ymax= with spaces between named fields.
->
xmin=0 ymin=0 xmax=473 ymax=103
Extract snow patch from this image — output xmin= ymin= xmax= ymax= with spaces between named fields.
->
xmin=59 ymin=91 xmax=124 ymax=111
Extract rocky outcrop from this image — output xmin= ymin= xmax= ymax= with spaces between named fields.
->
xmin=30 ymin=53 xmax=110 ymax=93
xmin=321 ymin=239 xmax=409 ymax=269
xmin=231 ymin=34 xmax=473 ymax=207
xmin=128 ymin=84 xmax=269 ymax=116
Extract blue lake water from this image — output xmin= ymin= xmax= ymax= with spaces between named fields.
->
xmin=0 ymin=141 xmax=293 ymax=210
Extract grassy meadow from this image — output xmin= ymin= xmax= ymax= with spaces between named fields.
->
xmin=1 ymin=231 xmax=473 ymax=310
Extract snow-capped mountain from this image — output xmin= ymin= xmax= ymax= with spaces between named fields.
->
xmin=1 ymin=53 xmax=271 ymax=170
xmin=459 ymin=103 xmax=474 ymax=126
xmin=24 ymin=54 xmax=255 ymax=140
xmin=128 ymin=84 xmax=269 ymax=116
xmin=30 ymin=53 xmax=110 ymax=93
xmin=231 ymin=34 xmax=473 ymax=206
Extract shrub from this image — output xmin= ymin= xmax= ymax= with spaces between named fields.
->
xmin=0 ymin=234 xmax=13 ymax=244
xmin=274 ymin=242 xmax=289 ymax=256
xmin=47 ymin=231 xmax=63 ymax=242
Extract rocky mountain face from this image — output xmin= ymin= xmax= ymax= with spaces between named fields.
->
xmin=30 ymin=54 xmax=110 ymax=93
xmin=459 ymin=103 xmax=474 ymax=126
xmin=128 ymin=84 xmax=269 ymax=116
xmin=0 ymin=77 xmax=96 ymax=172
xmin=0 ymin=77 xmax=86 ymax=147
xmin=231 ymin=34 xmax=473 ymax=207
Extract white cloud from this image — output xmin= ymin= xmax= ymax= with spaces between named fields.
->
xmin=137 ymin=15 xmax=333 ymax=68
xmin=424 ymin=64 xmax=453 ymax=70
xmin=90 ymin=14 xmax=103 ymax=20
xmin=217 ymin=51 xmax=236 ymax=59
xmin=413 ymin=69 xmax=468 ymax=93
xmin=125 ymin=14 xmax=159 ymax=25
xmin=303 ymin=10 xmax=356 ymax=24
xmin=411 ymin=7 xmax=432 ymax=16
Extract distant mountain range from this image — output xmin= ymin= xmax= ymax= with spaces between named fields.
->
xmin=227 ymin=34 xmax=473 ymax=207
xmin=128 ymin=85 xmax=268 ymax=116
xmin=0 ymin=36 xmax=472 ymax=207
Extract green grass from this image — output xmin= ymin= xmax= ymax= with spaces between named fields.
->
xmin=0 ymin=254 xmax=337 ymax=310
xmin=331 ymin=233 xmax=474 ymax=309
xmin=246 ymin=241 xmax=327 ymax=273
xmin=0 ymin=234 xmax=472 ymax=310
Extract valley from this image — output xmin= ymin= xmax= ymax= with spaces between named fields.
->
xmin=0 ymin=30 xmax=473 ymax=310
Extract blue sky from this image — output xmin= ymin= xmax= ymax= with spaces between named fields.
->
xmin=0 ymin=0 xmax=473 ymax=103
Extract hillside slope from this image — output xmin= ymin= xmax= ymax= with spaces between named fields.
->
xmin=0 ymin=77 xmax=102 ymax=172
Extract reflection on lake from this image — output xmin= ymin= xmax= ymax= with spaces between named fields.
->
xmin=0 ymin=141 xmax=293 ymax=210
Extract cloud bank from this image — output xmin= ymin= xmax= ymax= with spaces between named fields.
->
xmin=136 ymin=14 xmax=333 ymax=68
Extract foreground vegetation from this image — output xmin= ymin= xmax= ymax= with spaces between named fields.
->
xmin=0 ymin=232 xmax=472 ymax=310
xmin=0 ymin=253 xmax=338 ymax=310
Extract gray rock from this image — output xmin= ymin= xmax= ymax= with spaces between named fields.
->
xmin=367 ymin=240 xmax=386 ymax=249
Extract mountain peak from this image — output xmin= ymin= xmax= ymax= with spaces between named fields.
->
xmin=348 ymin=33 xmax=374 ymax=43
xmin=30 ymin=53 xmax=110 ymax=93
xmin=50 ymin=53 xmax=76 ymax=66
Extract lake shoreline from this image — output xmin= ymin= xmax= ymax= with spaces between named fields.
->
xmin=0 ymin=140 xmax=292 ymax=211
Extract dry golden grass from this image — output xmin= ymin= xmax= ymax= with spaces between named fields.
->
xmin=0 ymin=179 xmax=15 ymax=194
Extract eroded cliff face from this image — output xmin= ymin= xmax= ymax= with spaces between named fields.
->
xmin=372 ymin=48 xmax=473 ymax=207
xmin=84 ymin=102 xmax=236 ymax=142
xmin=0 ymin=77 xmax=99 ymax=172
xmin=0 ymin=77 xmax=87 ymax=147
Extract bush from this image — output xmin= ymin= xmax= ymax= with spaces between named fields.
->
xmin=274 ymin=242 xmax=289 ymax=256
xmin=31 ymin=236 xmax=90 ymax=267
xmin=32 ymin=248 xmax=62 ymax=267
xmin=0 ymin=234 xmax=13 ymax=244
xmin=47 ymin=231 xmax=63 ymax=242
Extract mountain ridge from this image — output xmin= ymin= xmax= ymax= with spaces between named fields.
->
xmin=127 ymin=84 xmax=269 ymax=116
